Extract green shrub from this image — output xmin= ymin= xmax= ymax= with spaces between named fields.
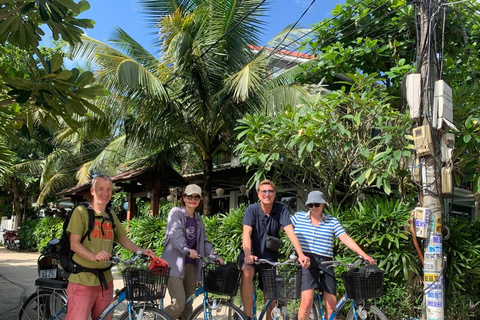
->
xmin=444 ymin=219 xmax=480 ymax=319
xmin=118 ymin=215 xmax=166 ymax=259
xmin=334 ymin=196 xmax=421 ymax=283
xmin=33 ymin=216 xmax=64 ymax=251
xmin=205 ymin=204 xmax=246 ymax=263
xmin=18 ymin=219 xmax=39 ymax=251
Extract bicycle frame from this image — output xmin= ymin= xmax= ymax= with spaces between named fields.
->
xmin=98 ymin=287 xmax=129 ymax=319
xmin=251 ymin=289 xmax=276 ymax=320
xmin=314 ymin=291 xmax=352 ymax=320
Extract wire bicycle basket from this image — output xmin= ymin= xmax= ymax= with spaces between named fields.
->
xmin=262 ymin=266 xmax=302 ymax=299
xmin=341 ymin=265 xmax=384 ymax=300
xmin=122 ymin=266 xmax=170 ymax=301
xmin=203 ymin=262 xmax=241 ymax=296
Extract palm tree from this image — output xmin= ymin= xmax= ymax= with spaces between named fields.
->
xmin=70 ymin=0 xmax=309 ymax=215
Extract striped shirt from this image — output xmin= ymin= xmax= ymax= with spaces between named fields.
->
xmin=291 ymin=211 xmax=345 ymax=258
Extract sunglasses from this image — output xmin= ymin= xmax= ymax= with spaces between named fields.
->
xmin=259 ymin=190 xmax=275 ymax=195
xmin=185 ymin=194 xmax=202 ymax=201
xmin=307 ymin=203 xmax=322 ymax=208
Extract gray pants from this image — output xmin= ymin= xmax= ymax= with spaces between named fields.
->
xmin=164 ymin=264 xmax=196 ymax=320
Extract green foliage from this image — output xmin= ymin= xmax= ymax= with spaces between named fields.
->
xmin=299 ymin=0 xmax=416 ymax=98
xmin=0 ymin=201 xmax=12 ymax=218
xmin=33 ymin=216 xmax=64 ymax=251
xmin=204 ymin=204 xmax=247 ymax=263
xmin=444 ymin=219 xmax=480 ymax=300
xmin=335 ymin=197 xmax=419 ymax=282
xmin=375 ymin=282 xmax=421 ymax=320
xmin=445 ymin=292 xmax=480 ymax=320
xmin=0 ymin=0 xmax=93 ymax=49
xmin=117 ymin=215 xmax=167 ymax=259
xmin=236 ymin=73 xmax=413 ymax=208
xmin=17 ymin=219 xmax=39 ymax=251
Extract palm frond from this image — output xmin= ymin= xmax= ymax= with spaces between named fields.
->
xmin=37 ymin=172 xmax=76 ymax=205
xmin=226 ymin=54 xmax=268 ymax=102
xmin=76 ymin=161 xmax=93 ymax=185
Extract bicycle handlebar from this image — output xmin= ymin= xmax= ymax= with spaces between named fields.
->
xmin=196 ymin=252 xmax=220 ymax=263
xmin=255 ymin=254 xmax=299 ymax=267
xmin=321 ymin=255 xmax=369 ymax=269
xmin=109 ymin=250 xmax=148 ymax=266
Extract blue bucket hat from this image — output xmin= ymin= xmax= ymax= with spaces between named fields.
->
xmin=305 ymin=191 xmax=327 ymax=205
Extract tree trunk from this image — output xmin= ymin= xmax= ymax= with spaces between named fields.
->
xmin=202 ymin=158 xmax=213 ymax=216
xmin=11 ymin=177 xmax=21 ymax=230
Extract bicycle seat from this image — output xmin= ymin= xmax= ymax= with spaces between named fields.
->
xmin=35 ymin=278 xmax=68 ymax=289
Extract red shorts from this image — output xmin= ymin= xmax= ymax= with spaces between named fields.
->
xmin=65 ymin=281 xmax=114 ymax=320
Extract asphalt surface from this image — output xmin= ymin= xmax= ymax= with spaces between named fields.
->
xmin=0 ymin=247 xmax=124 ymax=320
xmin=0 ymin=247 xmax=205 ymax=320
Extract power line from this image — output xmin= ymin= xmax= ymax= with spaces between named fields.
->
xmin=265 ymin=1 xmax=409 ymax=77
xmin=262 ymin=0 xmax=317 ymax=62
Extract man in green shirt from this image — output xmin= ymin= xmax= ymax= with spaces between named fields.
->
xmin=65 ymin=175 xmax=155 ymax=320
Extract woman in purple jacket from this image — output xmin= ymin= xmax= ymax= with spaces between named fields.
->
xmin=161 ymin=184 xmax=224 ymax=320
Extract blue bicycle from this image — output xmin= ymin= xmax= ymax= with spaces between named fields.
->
xmin=310 ymin=257 xmax=387 ymax=320
xmin=19 ymin=251 xmax=173 ymax=320
xmin=247 ymin=255 xmax=301 ymax=320
xmin=180 ymin=254 xmax=247 ymax=320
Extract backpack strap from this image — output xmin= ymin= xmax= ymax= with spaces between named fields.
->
xmin=79 ymin=203 xmax=116 ymax=242
xmin=75 ymin=203 xmax=116 ymax=290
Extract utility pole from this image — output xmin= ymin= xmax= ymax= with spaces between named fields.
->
xmin=409 ymin=0 xmax=453 ymax=319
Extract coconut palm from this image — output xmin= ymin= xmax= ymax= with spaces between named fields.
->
xmin=69 ymin=0 xmax=310 ymax=215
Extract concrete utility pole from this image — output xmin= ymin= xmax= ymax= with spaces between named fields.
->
xmin=413 ymin=0 xmax=449 ymax=318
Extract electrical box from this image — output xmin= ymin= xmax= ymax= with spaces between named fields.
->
xmin=413 ymin=125 xmax=434 ymax=156
xmin=442 ymin=167 xmax=453 ymax=195
xmin=413 ymin=207 xmax=430 ymax=238
xmin=411 ymin=157 xmax=421 ymax=182
xmin=441 ymin=133 xmax=455 ymax=162
xmin=433 ymin=80 xmax=453 ymax=130
xmin=406 ymin=74 xmax=421 ymax=119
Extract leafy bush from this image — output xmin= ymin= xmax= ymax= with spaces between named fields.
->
xmin=33 ymin=216 xmax=64 ymax=251
xmin=444 ymin=219 xmax=480 ymax=319
xmin=118 ymin=215 xmax=167 ymax=259
xmin=335 ymin=196 xmax=420 ymax=283
xmin=204 ymin=204 xmax=246 ymax=263
xmin=18 ymin=219 xmax=39 ymax=251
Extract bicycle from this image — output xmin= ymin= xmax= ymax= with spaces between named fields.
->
xmin=171 ymin=253 xmax=247 ymax=320
xmin=19 ymin=251 xmax=173 ymax=320
xmin=309 ymin=256 xmax=387 ymax=320
xmin=246 ymin=255 xmax=301 ymax=320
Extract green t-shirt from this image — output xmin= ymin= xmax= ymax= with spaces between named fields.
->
xmin=66 ymin=205 xmax=126 ymax=286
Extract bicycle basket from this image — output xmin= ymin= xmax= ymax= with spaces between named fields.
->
xmin=122 ymin=267 xmax=170 ymax=301
xmin=261 ymin=266 xmax=302 ymax=299
xmin=341 ymin=265 xmax=384 ymax=300
xmin=204 ymin=262 xmax=241 ymax=296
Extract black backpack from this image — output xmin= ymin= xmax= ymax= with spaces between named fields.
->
xmin=58 ymin=202 xmax=117 ymax=289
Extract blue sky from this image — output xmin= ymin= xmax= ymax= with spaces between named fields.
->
xmin=75 ymin=0 xmax=342 ymax=54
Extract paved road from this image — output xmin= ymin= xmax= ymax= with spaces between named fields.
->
xmin=0 ymin=247 xmax=40 ymax=319
xmin=0 ymin=247 xmax=125 ymax=319
xmin=0 ymin=247 xmax=204 ymax=320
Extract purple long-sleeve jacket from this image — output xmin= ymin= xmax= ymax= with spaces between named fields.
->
xmin=161 ymin=206 xmax=214 ymax=281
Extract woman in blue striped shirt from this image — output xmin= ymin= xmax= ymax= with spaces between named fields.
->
xmin=291 ymin=190 xmax=375 ymax=320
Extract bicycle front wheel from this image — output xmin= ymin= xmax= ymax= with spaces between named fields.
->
xmin=346 ymin=303 xmax=388 ymax=320
xmin=189 ymin=299 xmax=247 ymax=320
xmin=19 ymin=289 xmax=67 ymax=320
xmin=119 ymin=305 xmax=173 ymax=320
